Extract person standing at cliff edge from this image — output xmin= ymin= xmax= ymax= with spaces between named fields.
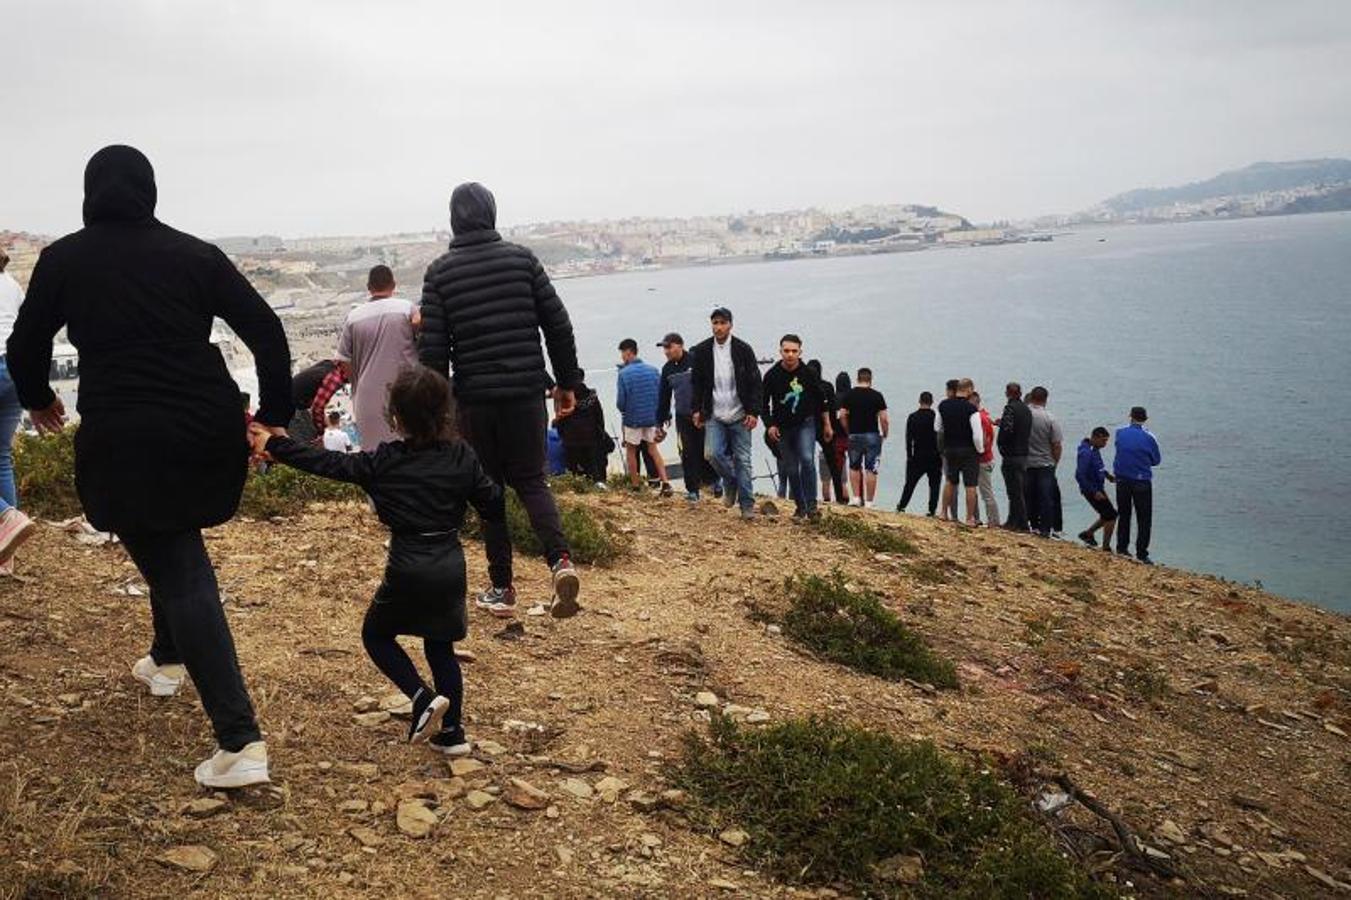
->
xmin=418 ymin=182 xmax=583 ymax=619
xmin=336 ymin=264 xmax=419 ymax=450
xmin=1113 ymin=407 xmax=1162 ymax=564
xmin=690 ymin=307 xmax=763 ymax=521
xmin=6 ymin=145 xmax=293 ymax=789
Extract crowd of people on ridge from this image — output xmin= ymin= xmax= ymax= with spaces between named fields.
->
xmin=605 ymin=316 xmax=1162 ymax=563
xmin=0 ymin=144 xmax=1162 ymax=792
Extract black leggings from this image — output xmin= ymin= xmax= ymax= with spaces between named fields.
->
xmin=361 ymin=610 xmax=463 ymax=729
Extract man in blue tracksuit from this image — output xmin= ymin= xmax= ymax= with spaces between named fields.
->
xmin=1075 ymin=427 xmax=1117 ymax=550
xmin=1113 ymin=407 xmax=1162 ymax=564
xmin=616 ymin=338 xmax=672 ymax=495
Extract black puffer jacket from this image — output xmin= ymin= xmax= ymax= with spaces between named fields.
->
xmin=6 ymin=145 xmax=292 ymax=534
xmin=418 ymin=183 xmax=582 ymax=403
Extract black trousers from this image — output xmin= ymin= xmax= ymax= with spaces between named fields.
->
xmin=564 ymin=442 xmax=607 ymax=482
xmin=121 ymin=530 xmax=260 ymax=752
xmin=1001 ymin=456 xmax=1028 ymax=530
xmin=675 ymin=414 xmax=717 ymax=493
xmin=1116 ymin=477 xmax=1153 ymax=557
xmin=459 ymin=396 xmax=569 ymax=586
xmin=898 ymin=457 xmax=942 ymax=514
xmin=361 ymin=609 xmax=463 ymax=731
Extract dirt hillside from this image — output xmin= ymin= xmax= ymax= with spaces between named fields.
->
xmin=1 ymin=492 xmax=1348 ymax=899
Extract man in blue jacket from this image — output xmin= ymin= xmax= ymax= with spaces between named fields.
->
xmin=1075 ymin=427 xmax=1117 ymax=550
xmin=616 ymin=338 xmax=672 ymax=495
xmin=1114 ymin=407 xmax=1162 ymax=564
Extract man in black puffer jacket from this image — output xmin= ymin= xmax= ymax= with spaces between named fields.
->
xmin=419 ymin=183 xmax=583 ymax=619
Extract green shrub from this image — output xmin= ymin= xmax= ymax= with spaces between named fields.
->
xmin=676 ymin=716 xmax=1116 ymax=899
xmin=813 ymin=512 xmax=916 ymax=555
xmin=12 ymin=426 xmax=82 ymax=519
xmin=463 ymin=492 xmax=627 ymax=566
xmin=781 ymin=570 xmax=957 ymax=688
xmin=238 ymin=464 xmax=365 ymax=518
xmin=550 ymin=473 xmax=601 ymax=494
xmin=12 ymin=426 xmax=365 ymax=520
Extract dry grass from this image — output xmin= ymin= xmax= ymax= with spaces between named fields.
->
xmin=1 ymin=490 xmax=1348 ymax=898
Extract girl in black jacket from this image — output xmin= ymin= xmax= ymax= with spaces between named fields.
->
xmin=251 ymin=368 xmax=503 ymax=755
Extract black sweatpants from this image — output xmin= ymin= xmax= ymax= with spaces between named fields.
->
xmin=459 ymin=396 xmax=570 ymax=586
xmin=361 ymin=610 xmax=463 ymax=730
xmin=1001 ymin=456 xmax=1028 ymax=530
xmin=898 ymin=457 xmax=942 ymax=514
xmin=1116 ymin=477 xmax=1153 ymax=558
xmin=121 ymin=529 xmax=260 ymax=752
xmin=675 ymin=414 xmax=717 ymax=494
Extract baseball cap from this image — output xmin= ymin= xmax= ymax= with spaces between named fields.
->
xmin=656 ymin=332 xmax=684 ymax=347
xmin=710 ymin=306 xmax=733 ymax=322
xmin=1130 ymin=406 xmax=1148 ymax=421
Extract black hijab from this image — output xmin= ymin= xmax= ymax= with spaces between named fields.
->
xmin=83 ymin=145 xmax=157 ymax=225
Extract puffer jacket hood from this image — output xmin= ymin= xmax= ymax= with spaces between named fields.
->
xmin=450 ymin=182 xmax=497 ymax=235
xmin=83 ymin=145 xmax=157 ymax=225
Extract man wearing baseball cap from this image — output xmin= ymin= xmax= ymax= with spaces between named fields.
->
xmin=1113 ymin=406 xmax=1162 ymax=564
xmin=655 ymin=332 xmax=719 ymax=502
xmin=690 ymin=307 xmax=763 ymax=520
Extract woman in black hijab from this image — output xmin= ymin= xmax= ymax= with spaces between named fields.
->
xmin=6 ymin=145 xmax=293 ymax=788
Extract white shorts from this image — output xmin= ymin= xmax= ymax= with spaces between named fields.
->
xmin=623 ymin=426 xmax=659 ymax=446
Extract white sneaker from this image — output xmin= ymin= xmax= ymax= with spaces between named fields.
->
xmin=194 ymin=741 xmax=270 ymax=789
xmin=131 ymin=655 xmax=187 ymax=697
xmin=864 ymin=500 xmax=876 ymax=510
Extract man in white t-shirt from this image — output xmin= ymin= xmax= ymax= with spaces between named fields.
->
xmin=337 ymin=265 xmax=419 ymax=450
xmin=322 ymin=411 xmax=353 ymax=452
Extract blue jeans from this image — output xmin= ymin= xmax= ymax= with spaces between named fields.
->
xmin=704 ymin=418 xmax=754 ymax=512
xmin=779 ymin=421 xmax=818 ymax=515
xmin=1027 ymin=465 xmax=1059 ymax=537
xmin=0 ymin=358 xmax=22 ymax=513
xmin=848 ymin=432 xmax=882 ymax=473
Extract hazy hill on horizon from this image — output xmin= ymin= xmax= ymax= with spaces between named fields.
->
xmin=1098 ymin=158 xmax=1351 ymax=214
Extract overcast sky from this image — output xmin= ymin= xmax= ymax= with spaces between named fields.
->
xmin=4 ymin=0 xmax=1349 ymax=237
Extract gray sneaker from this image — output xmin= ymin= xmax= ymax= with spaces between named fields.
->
xmin=549 ymin=557 xmax=581 ymax=619
xmin=740 ymin=506 xmax=757 ymax=522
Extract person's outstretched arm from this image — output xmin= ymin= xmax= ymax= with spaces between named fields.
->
xmin=259 ymin=429 xmax=376 ymax=488
xmin=211 ymin=249 xmax=292 ymax=428
xmin=5 ymin=250 xmax=67 ymax=431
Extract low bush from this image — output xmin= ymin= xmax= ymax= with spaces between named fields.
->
xmin=813 ymin=512 xmax=916 ymax=555
xmin=238 ymin=463 xmax=365 ymax=518
xmin=781 ymin=570 xmax=957 ymax=688
xmin=463 ymin=491 xmax=627 ymax=566
xmin=12 ymin=426 xmax=81 ymax=519
xmin=676 ymin=716 xmax=1116 ymax=898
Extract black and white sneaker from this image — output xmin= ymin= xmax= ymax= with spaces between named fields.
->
xmin=407 ymin=688 xmax=450 ymax=745
xmin=1078 ymin=530 xmax=1098 ymax=547
xmin=429 ymin=725 xmax=472 ymax=756
xmin=475 ymin=585 xmax=518 ymax=618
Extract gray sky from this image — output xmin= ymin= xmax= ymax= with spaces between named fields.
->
xmin=4 ymin=0 xmax=1349 ymax=236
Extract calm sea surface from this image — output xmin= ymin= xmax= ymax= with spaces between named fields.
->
xmin=559 ymin=213 xmax=1351 ymax=613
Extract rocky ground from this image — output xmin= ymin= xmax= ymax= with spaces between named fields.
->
xmin=1 ymin=492 xmax=1348 ymax=899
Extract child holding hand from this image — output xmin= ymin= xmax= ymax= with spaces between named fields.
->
xmin=250 ymin=367 xmax=501 ymax=754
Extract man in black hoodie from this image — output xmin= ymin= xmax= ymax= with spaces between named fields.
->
xmin=997 ymin=381 xmax=1033 ymax=531
xmin=896 ymin=392 xmax=942 ymax=516
xmin=419 ymin=183 xmax=582 ymax=619
xmin=7 ymin=145 xmax=292 ymax=789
